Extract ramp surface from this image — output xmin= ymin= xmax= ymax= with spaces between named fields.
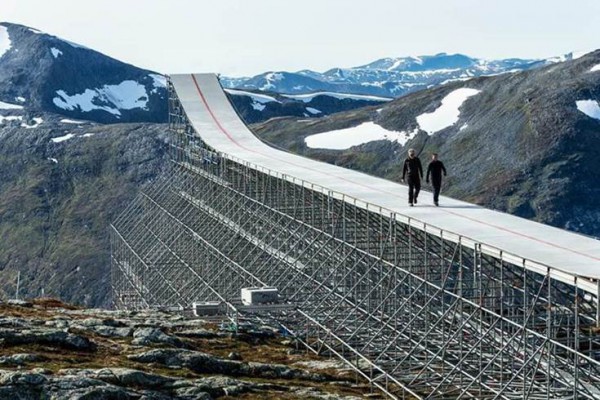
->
xmin=170 ymin=73 xmax=600 ymax=280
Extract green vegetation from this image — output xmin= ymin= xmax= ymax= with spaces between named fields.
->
xmin=0 ymin=122 xmax=167 ymax=306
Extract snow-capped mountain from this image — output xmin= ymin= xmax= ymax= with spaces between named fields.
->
xmin=221 ymin=53 xmax=552 ymax=98
xmin=225 ymin=88 xmax=390 ymax=124
xmin=0 ymin=22 xmax=167 ymax=123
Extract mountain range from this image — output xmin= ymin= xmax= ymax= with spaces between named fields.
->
xmin=221 ymin=52 xmax=589 ymax=98
xmin=0 ymin=22 xmax=387 ymax=126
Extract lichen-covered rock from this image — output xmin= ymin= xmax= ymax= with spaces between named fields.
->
xmin=60 ymin=368 xmax=175 ymax=390
xmin=132 ymin=327 xmax=184 ymax=347
xmin=91 ymin=326 xmax=133 ymax=338
xmin=0 ymin=353 xmax=45 ymax=366
xmin=129 ymin=349 xmax=326 ymax=382
xmin=0 ymin=304 xmax=367 ymax=399
xmin=0 ymin=328 xmax=96 ymax=351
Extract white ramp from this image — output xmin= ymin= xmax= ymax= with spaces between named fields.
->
xmin=170 ymin=73 xmax=600 ymax=283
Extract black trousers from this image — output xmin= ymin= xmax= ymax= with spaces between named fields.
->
xmin=407 ymin=176 xmax=421 ymax=204
xmin=432 ymin=178 xmax=442 ymax=203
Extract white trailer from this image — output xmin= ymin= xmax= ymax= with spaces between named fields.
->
xmin=192 ymin=301 xmax=222 ymax=316
xmin=240 ymin=287 xmax=279 ymax=306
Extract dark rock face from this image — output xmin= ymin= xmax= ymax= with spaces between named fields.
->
xmin=0 ymin=23 xmax=167 ymax=123
xmin=252 ymin=50 xmax=600 ymax=237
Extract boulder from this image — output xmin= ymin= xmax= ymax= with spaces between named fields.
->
xmin=0 ymin=328 xmax=96 ymax=351
xmin=92 ymin=326 xmax=133 ymax=338
xmin=7 ymin=299 xmax=33 ymax=308
xmin=129 ymin=349 xmax=326 ymax=382
xmin=0 ymin=353 xmax=44 ymax=366
xmin=132 ymin=328 xmax=184 ymax=347
xmin=60 ymin=368 xmax=174 ymax=390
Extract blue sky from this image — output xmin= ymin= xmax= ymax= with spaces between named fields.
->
xmin=3 ymin=0 xmax=600 ymax=76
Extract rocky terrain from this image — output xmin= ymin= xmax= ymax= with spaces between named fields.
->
xmin=252 ymin=50 xmax=600 ymax=237
xmin=0 ymin=299 xmax=374 ymax=399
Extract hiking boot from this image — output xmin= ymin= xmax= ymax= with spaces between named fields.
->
xmin=434 ymin=202 xmax=439 ymax=206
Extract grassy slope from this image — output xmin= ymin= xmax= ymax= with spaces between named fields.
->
xmin=0 ymin=121 xmax=168 ymax=306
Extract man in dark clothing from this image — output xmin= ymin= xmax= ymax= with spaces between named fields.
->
xmin=426 ymin=153 xmax=447 ymax=206
xmin=401 ymin=148 xmax=423 ymax=206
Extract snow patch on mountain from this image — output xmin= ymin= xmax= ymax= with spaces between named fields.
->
xmin=282 ymin=92 xmax=392 ymax=103
xmin=590 ymin=64 xmax=600 ymax=73
xmin=261 ymin=72 xmax=284 ymax=90
xmin=149 ymin=74 xmax=166 ymax=93
xmin=306 ymin=107 xmax=322 ymax=115
xmin=576 ymin=100 xmax=600 ymax=120
xmin=51 ymin=133 xmax=75 ymax=143
xmin=53 ymin=81 xmax=150 ymax=117
xmin=60 ymin=118 xmax=88 ymax=124
xmin=226 ymin=88 xmax=280 ymax=112
xmin=0 ymin=25 xmax=11 ymax=58
xmin=21 ymin=117 xmax=43 ymax=129
xmin=225 ymin=89 xmax=279 ymax=104
xmin=51 ymin=47 xmax=63 ymax=58
xmin=0 ymin=115 xmax=22 ymax=124
xmin=416 ymin=88 xmax=481 ymax=134
xmin=305 ymin=121 xmax=413 ymax=150
xmin=0 ymin=100 xmax=24 ymax=110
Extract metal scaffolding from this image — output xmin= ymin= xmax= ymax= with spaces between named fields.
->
xmin=110 ymin=78 xmax=600 ymax=399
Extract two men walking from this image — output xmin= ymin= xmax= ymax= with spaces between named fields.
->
xmin=402 ymin=149 xmax=447 ymax=207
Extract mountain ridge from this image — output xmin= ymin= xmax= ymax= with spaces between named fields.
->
xmin=0 ymin=22 xmax=168 ymax=123
xmin=221 ymin=51 xmax=594 ymax=98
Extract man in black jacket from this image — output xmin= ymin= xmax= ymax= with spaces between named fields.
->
xmin=401 ymin=148 xmax=423 ymax=206
xmin=426 ymin=153 xmax=447 ymax=206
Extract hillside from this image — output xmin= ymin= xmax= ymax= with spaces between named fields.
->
xmin=252 ymin=50 xmax=600 ymax=237
xmin=0 ymin=119 xmax=167 ymax=306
